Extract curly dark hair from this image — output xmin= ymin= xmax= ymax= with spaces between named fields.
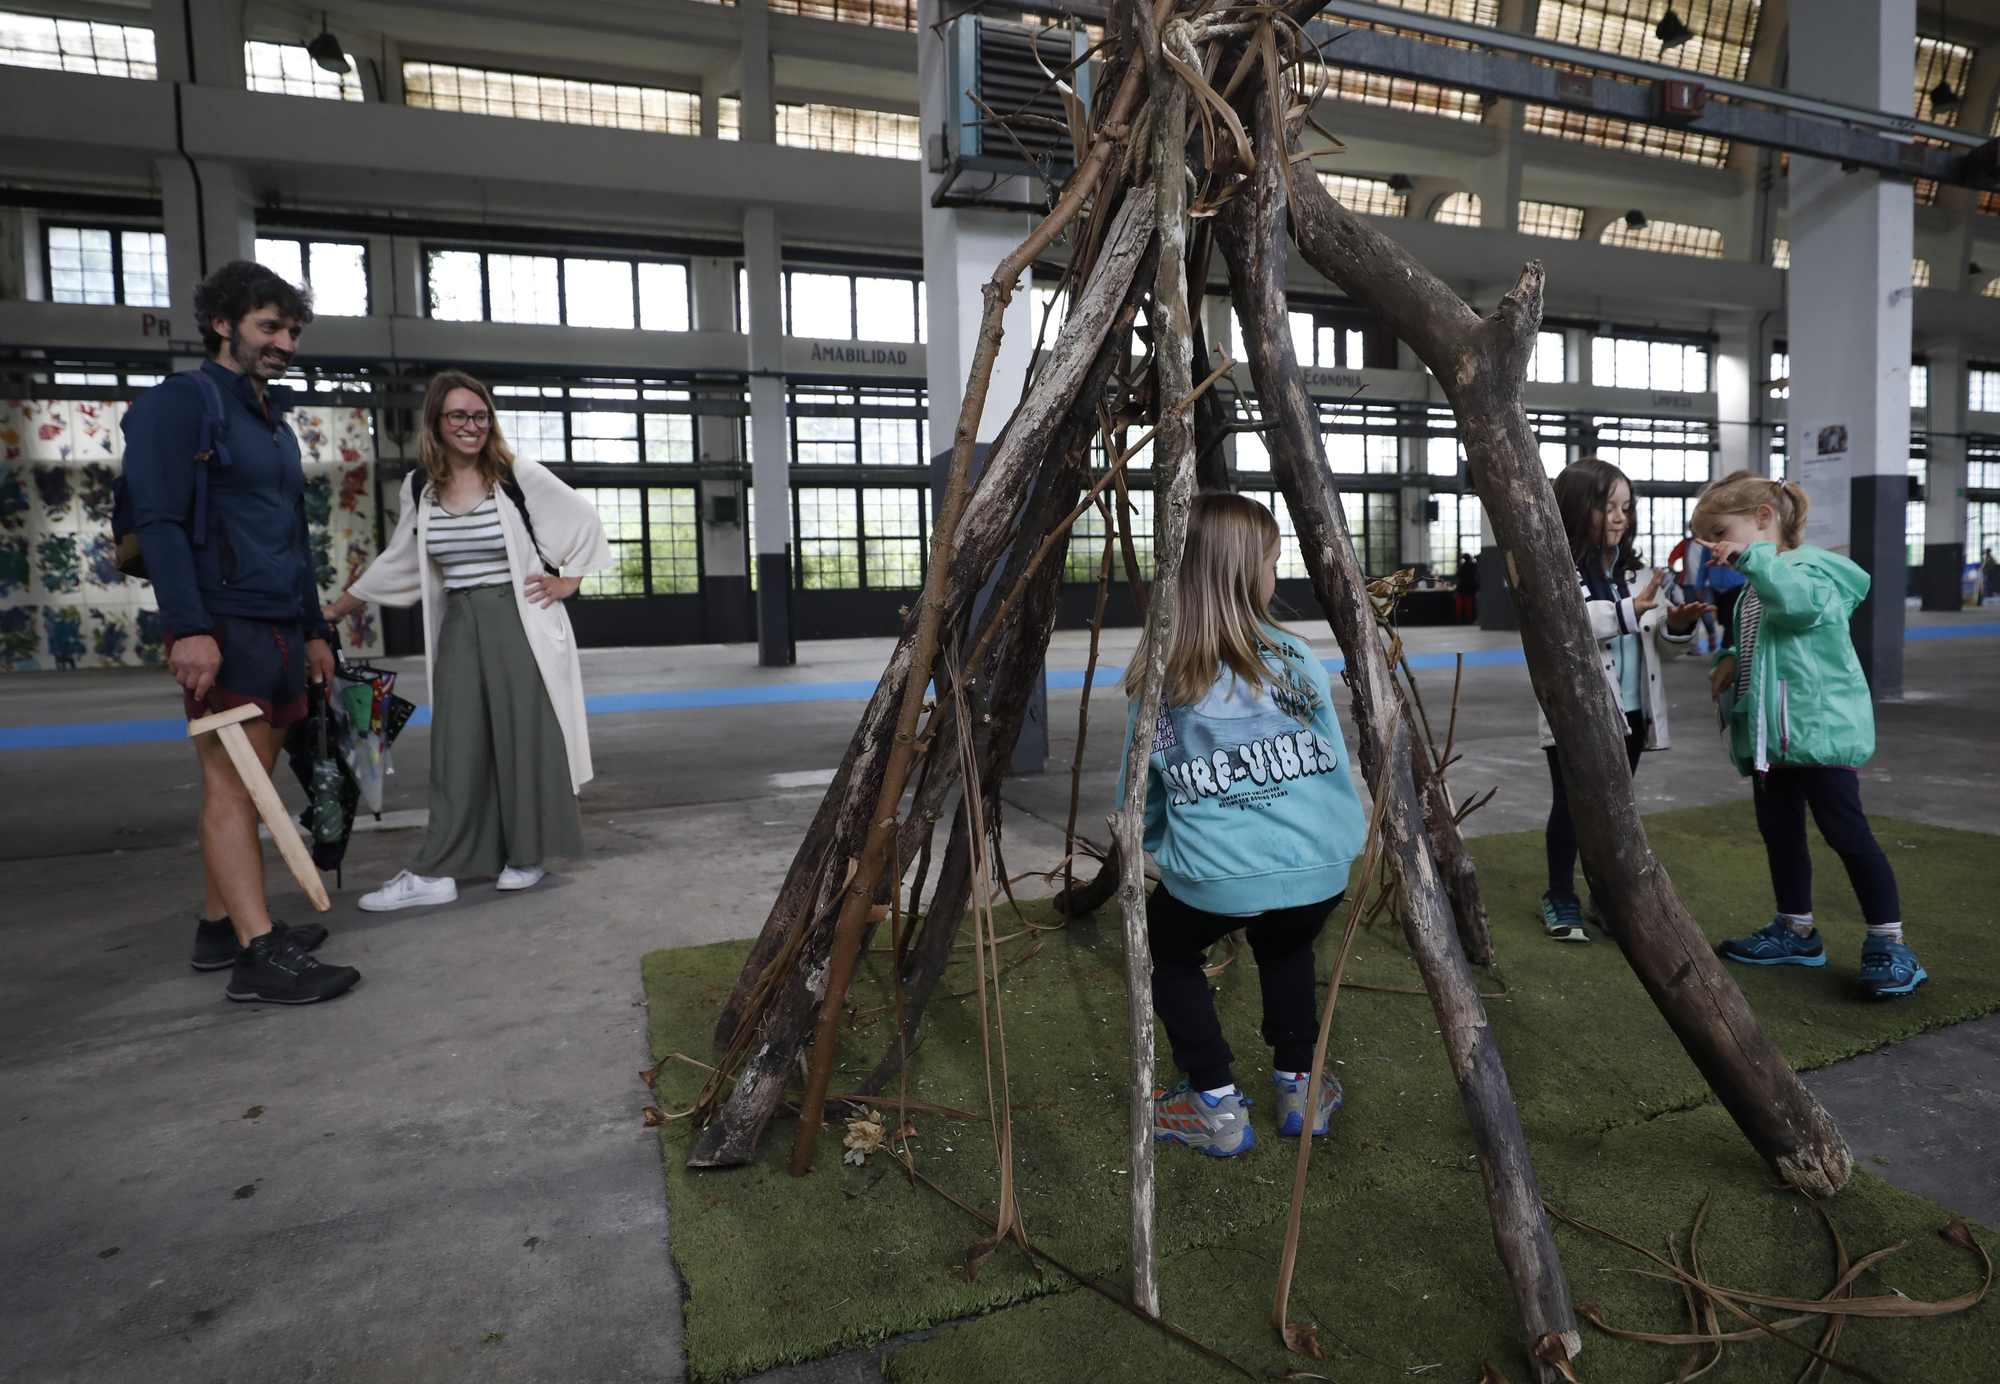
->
xmin=191 ymin=260 xmax=314 ymax=354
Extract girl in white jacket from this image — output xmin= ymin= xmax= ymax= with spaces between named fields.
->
xmin=1536 ymin=457 xmax=1709 ymax=942
xmin=325 ymin=371 xmax=610 ymax=910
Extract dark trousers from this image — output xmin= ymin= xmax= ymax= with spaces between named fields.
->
xmin=1147 ymin=884 xmax=1339 ymax=1092
xmin=1546 ymin=710 xmax=1646 ymax=896
xmin=1752 ymin=767 xmax=1901 ymax=926
xmin=1714 ymin=585 xmax=1743 ymax=650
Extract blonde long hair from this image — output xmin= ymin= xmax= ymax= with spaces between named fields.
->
xmin=417 ymin=369 xmax=519 ymax=495
xmin=1692 ymin=469 xmax=1810 ymax=550
xmin=1126 ymin=491 xmax=1303 ymax=711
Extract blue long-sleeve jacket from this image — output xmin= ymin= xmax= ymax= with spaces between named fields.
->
xmin=121 ymin=361 xmax=328 ymax=640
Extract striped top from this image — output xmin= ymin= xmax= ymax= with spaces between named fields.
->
xmin=427 ymin=494 xmax=513 ymax=590
xmin=1735 ymin=586 xmax=1762 ymax=696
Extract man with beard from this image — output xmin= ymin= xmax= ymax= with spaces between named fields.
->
xmin=123 ymin=260 xmax=361 ymax=1004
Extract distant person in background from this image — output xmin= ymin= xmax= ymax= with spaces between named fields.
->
xmin=1454 ymin=548 xmax=1479 ymax=622
xmin=123 ymin=261 xmax=360 ymax=1005
xmin=1983 ymin=547 xmax=1999 ymax=603
xmin=325 ymin=371 xmax=611 ymax=912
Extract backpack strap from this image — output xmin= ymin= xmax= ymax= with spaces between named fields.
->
xmin=187 ymin=370 xmax=234 ymax=548
xmin=499 ymin=473 xmax=559 ymax=575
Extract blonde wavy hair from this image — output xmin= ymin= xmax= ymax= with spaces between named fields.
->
xmin=417 ymin=369 xmax=519 ymax=495
xmin=1692 ymin=469 xmax=1810 ymax=551
xmin=1126 ymin=491 xmax=1304 ymax=712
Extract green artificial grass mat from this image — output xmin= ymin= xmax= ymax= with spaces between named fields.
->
xmin=643 ymin=801 xmax=2000 ymax=1382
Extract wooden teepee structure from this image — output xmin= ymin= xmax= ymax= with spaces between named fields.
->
xmin=684 ymin=4 xmax=1853 ymax=1376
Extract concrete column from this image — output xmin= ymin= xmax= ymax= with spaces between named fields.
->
xmin=1715 ymin=316 xmax=1755 ymax=478
xmin=701 ymin=62 xmax=737 ymax=139
xmin=149 ymin=0 xmax=244 ymax=88
xmin=689 ymin=254 xmax=752 ymax=640
xmin=1202 ymin=294 xmax=1236 ymax=472
xmin=1789 ymin=0 xmax=1915 ymax=697
xmin=389 ymin=236 xmax=424 ymax=318
xmin=1921 ymin=343 xmax=1969 ymax=609
xmin=364 ymin=235 xmax=396 ymax=319
xmin=156 ymin=155 xmax=256 ymax=362
xmin=743 ymin=206 xmax=791 ymax=665
xmin=739 ymin=2 xmax=775 ymax=144
xmin=919 ymin=0 xmax=1041 ymax=767
xmin=1398 ymin=416 xmax=1429 ymax=568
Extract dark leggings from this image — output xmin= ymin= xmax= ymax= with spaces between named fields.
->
xmin=1753 ymin=767 xmax=1901 ymax=926
xmin=1147 ymin=884 xmax=1339 ymax=1092
xmin=1546 ymin=710 xmax=1646 ymax=897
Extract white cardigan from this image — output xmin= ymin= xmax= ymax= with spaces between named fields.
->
xmin=1536 ymin=565 xmax=1694 ymax=753
xmin=347 ymin=459 xmax=612 ymax=792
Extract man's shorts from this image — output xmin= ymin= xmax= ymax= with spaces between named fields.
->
xmin=167 ymin=616 xmax=310 ymax=728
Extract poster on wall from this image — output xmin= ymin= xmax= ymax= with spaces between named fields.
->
xmin=1799 ymin=419 xmax=1852 ymax=553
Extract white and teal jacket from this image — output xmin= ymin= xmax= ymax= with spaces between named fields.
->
xmin=1121 ymin=629 xmax=1368 ymax=914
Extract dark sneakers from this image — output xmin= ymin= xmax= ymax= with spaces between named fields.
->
xmin=225 ymin=932 xmax=360 ymax=1004
xmin=1718 ymin=918 xmax=1828 ymax=967
xmin=1539 ymin=891 xmax=1588 ymax=943
xmin=190 ymin=916 xmax=330 ymax=971
xmin=1857 ymin=937 xmax=1929 ymax=1000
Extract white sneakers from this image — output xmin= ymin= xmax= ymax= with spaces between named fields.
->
xmin=358 ymin=871 xmax=458 ymax=912
xmin=357 ymin=866 xmax=545 ymax=911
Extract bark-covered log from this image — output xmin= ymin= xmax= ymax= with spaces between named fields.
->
xmin=692 ymin=182 xmax=1159 ymax=1172
xmin=1286 ymin=139 xmax=1851 ymax=1199
xmin=1219 ymin=103 xmax=1577 ymax=1379
xmin=1402 ymin=695 xmax=1493 ymax=966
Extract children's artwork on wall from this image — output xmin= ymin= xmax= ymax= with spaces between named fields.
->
xmin=0 ymin=396 xmax=381 ymax=671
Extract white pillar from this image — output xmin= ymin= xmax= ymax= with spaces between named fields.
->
xmin=1714 ymin=316 xmax=1755 ymax=479
xmin=1922 ymin=343 xmax=1969 ymax=609
xmin=739 ymin=1 xmax=775 ymax=144
xmin=919 ymin=0 xmax=1040 ymax=764
xmin=744 ymin=207 xmax=791 ymax=665
xmin=156 ymin=156 xmax=256 ymax=365
xmin=1788 ymin=0 xmax=1914 ymax=696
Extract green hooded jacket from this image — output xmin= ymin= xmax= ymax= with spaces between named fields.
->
xmin=1719 ymin=542 xmax=1875 ymax=775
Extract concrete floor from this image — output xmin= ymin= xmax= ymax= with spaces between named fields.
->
xmin=1 ymin=609 xmax=1995 ymax=1383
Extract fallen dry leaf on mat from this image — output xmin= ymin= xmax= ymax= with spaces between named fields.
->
xmin=842 ymin=1109 xmax=887 ymax=1166
xmin=1279 ymin=1321 xmax=1324 ymax=1359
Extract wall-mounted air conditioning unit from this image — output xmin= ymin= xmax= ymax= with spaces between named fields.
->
xmin=937 ymin=15 xmax=1093 ymax=207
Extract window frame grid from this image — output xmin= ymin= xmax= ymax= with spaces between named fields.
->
xmin=790 ymin=484 xmax=929 ymax=591
xmin=493 ymin=384 xmax=699 ymax=466
xmin=255 ymin=234 xmax=372 ymax=316
xmin=42 ymin=222 xmax=169 ymax=307
xmin=571 ymin=484 xmax=703 ymax=598
xmin=422 ymin=246 xmax=692 ymax=330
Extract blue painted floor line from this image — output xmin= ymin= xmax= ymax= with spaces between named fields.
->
xmin=3 ymin=623 xmax=1994 ymax=752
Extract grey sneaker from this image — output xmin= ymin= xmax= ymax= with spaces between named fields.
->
xmin=1153 ymin=1081 xmax=1255 ymax=1157
xmin=1273 ymin=1069 xmax=1344 ymax=1137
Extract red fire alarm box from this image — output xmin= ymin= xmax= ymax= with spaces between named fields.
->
xmin=1656 ymin=78 xmax=1707 ymax=120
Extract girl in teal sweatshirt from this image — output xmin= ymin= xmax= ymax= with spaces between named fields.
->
xmin=1692 ymin=471 xmax=1927 ymax=999
xmin=1121 ymin=493 xmax=1368 ymax=1157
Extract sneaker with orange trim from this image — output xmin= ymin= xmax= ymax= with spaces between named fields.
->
xmin=1152 ymin=1080 xmax=1255 ymax=1157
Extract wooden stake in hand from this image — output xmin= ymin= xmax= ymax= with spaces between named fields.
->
xmin=187 ymin=703 xmax=330 ymax=913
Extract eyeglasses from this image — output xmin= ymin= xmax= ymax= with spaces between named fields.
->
xmin=442 ymin=410 xmax=492 ymax=429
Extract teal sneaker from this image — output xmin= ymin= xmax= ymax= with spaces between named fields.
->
xmin=1857 ymin=937 xmax=1928 ymax=1000
xmin=1272 ymin=1069 xmax=1344 ymax=1137
xmin=1718 ymin=918 xmax=1827 ymax=967
xmin=1153 ymin=1081 xmax=1255 ymax=1157
xmin=1540 ymin=891 xmax=1588 ymax=943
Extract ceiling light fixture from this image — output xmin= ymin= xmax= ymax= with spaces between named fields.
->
xmin=1655 ymin=9 xmax=1695 ymax=50
xmin=1625 ymin=208 xmax=1649 ymax=229
xmin=307 ymin=14 xmax=350 ymax=75
xmin=1929 ymin=78 xmax=1962 ymax=114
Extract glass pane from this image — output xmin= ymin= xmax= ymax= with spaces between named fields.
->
xmin=48 ymin=226 xmax=114 ymax=305
xmin=854 ymin=277 xmax=916 ymax=343
xmin=564 ymin=258 xmax=635 ymax=329
xmin=243 ymin=40 xmax=360 ymax=100
xmin=795 ymin=487 xmax=860 ymax=590
xmin=306 ymin=241 xmax=368 ymax=316
xmin=860 ymin=415 xmax=920 ymax=466
xmin=495 ymin=407 xmax=565 ymax=463
xmin=427 ymin=250 xmax=485 ymax=320
xmin=647 ymin=488 xmax=701 ymax=594
xmin=638 ymin=261 xmax=690 ymax=332
xmin=120 ymin=230 xmax=169 ymax=307
xmin=255 ymin=236 xmax=306 ymax=288
xmin=788 ymin=271 xmax=853 ymax=338
xmin=1529 ymin=331 xmax=1565 ymax=384
xmin=644 ymin=412 xmax=694 ymax=462
xmin=0 ymin=14 xmax=157 ymax=78
xmin=570 ymin=388 xmax=639 ymax=462
xmin=488 ymin=254 xmax=561 ymax=324
xmin=1064 ymin=498 xmax=1111 ymax=582
xmin=1288 ymin=311 xmax=1315 ymax=365
xmin=1346 ymin=329 xmax=1366 ymax=367
xmin=794 ymin=414 xmax=857 ymax=466
xmin=572 ymin=488 xmax=647 ymax=596
xmin=1316 ymin=327 xmax=1338 ymax=369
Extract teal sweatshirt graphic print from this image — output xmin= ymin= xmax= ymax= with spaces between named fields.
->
xmin=1122 ymin=631 xmax=1368 ymax=915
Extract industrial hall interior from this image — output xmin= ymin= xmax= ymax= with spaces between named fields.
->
xmin=6 ymin=0 xmax=2000 ymax=1381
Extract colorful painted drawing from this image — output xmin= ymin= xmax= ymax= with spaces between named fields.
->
xmin=78 ymin=464 xmax=117 ymax=523
xmin=91 ymin=608 xmax=129 ymax=663
xmin=339 ymin=462 xmax=369 ymax=513
xmin=0 ymin=606 xmax=39 ymax=667
xmin=0 ymin=535 xmax=27 ymax=597
xmin=44 ymin=605 xmax=84 ymax=668
xmin=136 ymin=608 xmax=164 ymax=663
xmin=32 ymin=464 xmax=72 ymax=519
xmin=85 ymin=533 xmax=124 ymax=586
xmin=36 ymin=533 xmax=80 ymax=593
xmin=304 ymin=471 xmax=333 ymax=528
xmin=0 ymin=469 xmax=27 ymax=530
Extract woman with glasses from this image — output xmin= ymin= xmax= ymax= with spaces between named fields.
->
xmin=325 ymin=370 xmax=610 ymax=911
